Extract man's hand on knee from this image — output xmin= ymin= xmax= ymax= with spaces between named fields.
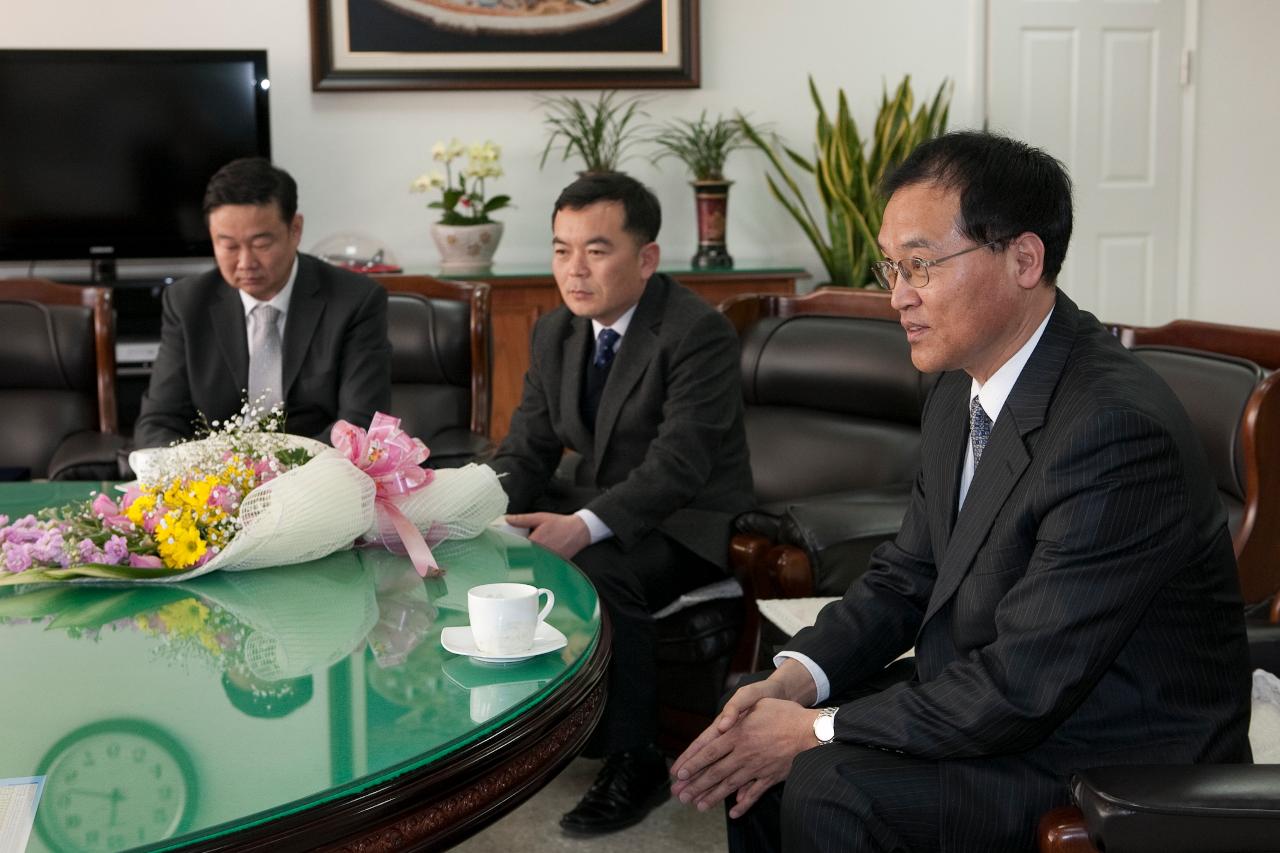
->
xmin=506 ymin=512 xmax=590 ymax=559
xmin=671 ymin=697 xmax=818 ymax=815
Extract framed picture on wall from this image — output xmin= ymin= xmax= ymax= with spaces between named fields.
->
xmin=309 ymin=0 xmax=699 ymax=90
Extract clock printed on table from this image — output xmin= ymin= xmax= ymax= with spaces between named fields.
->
xmin=35 ymin=719 xmax=196 ymax=853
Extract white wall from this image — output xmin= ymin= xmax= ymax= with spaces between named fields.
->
xmin=1189 ymin=0 xmax=1280 ymax=326
xmin=3 ymin=0 xmax=977 ymax=281
xmin=5 ymin=0 xmax=1277 ymax=328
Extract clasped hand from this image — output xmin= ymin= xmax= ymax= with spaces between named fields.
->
xmin=670 ymin=677 xmax=818 ymax=819
xmin=505 ymin=512 xmax=590 ymax=559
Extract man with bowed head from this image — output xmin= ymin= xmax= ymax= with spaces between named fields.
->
xmin=488 ymin=172 xmax=754 ymax=835
xmin=135 ymin=157 xmax=390 ymax=449
xmin=672 ymin=131 xmax=1251 ymax=852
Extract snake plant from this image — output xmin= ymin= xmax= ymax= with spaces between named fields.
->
xmin=739 ymin=76 xmax=951 ymax=286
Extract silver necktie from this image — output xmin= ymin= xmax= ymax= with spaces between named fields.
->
xmin=247 ymin=304 xmax=283 ymax=410
xmin=970 ymin=395 xmax=993 ymax=468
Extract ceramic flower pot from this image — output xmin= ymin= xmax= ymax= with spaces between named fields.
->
xmin=431 ymin=222 xmax=504 ymax=273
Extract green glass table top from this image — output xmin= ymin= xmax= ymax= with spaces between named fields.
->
xmin=0 ymin=482 xmax=601 ymax=853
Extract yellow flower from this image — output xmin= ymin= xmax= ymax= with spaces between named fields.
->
xmin=184 ymin=476 xmax=215 ymax=510
xmin=157 ymin=513 xmax=207 ymax=568
xmin=126 ymin=492 xmax=157 ymax=526
xmin=156 ymin=599 xmax=210 ymax=636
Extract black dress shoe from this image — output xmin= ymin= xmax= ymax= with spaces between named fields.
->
xmin=560 ymin=746 xmax=671 ymax=836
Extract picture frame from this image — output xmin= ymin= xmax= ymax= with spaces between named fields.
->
xmin=309 ymin=0 xmax=699 ymax=91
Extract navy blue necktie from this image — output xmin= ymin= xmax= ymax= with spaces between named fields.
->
xmin=970 ymin=395 xmax=993 ymax=467
xmin=594 ymin=328 xmax=620 ymax=368
xmin=583 ymin=328 xmax=620 ymax=428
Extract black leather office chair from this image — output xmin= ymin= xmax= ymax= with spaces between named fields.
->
xmin=372 ymin=276 xmax=493 ymax=468
xmin=1038 ymin=319 xmax=1280 ymax=853
xmin=0 ymin=278 xmax=124 ymax=480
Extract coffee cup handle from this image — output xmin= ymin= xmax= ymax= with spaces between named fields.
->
xmin=536 ymin=588 xmax=555 ymax=623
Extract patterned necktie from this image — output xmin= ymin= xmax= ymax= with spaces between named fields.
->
xmin=970 ymin=395 xmax=993 ymax=467
xmin=594 ymin=328 xmax=620 ymax=369
xmin=247 ymin=304 xmax=283 ymax=409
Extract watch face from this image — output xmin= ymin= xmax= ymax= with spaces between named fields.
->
xmin=36 ymin=719 xmax=196 ymax=853
xmin=814 ymin=709 xmax=836 ymax=743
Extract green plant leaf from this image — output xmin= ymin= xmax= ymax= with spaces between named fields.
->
xmin=744 ymin=75 xmax=952 ymax=287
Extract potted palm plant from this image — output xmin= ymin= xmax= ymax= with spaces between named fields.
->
xmin=538 ymin=91 xmax=648 ymax=175
xmin=649 ymin=111 xmax=750 ymax=269
xmin=739 ymin=76 xmax=951 ymax=287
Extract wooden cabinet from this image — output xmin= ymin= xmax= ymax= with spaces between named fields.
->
xmin=394 ymin=267 xmax=807 ymax=442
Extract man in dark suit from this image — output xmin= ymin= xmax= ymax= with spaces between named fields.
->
xmin=670 ymin=132 xmax=1252 ymax=852
xmin=135 ymin=158 xmax=390 ymax=448
xmin=488 ymin=172 xmax=754 ymax=835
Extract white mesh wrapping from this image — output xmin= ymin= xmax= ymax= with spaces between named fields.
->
xmin=365 ymin=463 xmax=509 ymax=544
xmin=212 ymin=449 xmax=376 ymax=572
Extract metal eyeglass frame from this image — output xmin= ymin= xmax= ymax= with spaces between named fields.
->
xmin=871 ymin=238 xmax=1008 ymax=290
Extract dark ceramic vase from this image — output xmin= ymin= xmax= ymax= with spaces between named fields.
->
xmin=691 ymin=179 xmax=733 ymax=269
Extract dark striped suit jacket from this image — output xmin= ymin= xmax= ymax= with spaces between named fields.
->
xmin=787 ymin=290 xmax=1252 ymax=851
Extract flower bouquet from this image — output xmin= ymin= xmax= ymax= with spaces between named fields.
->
xmin=0 ymin=408 xmax=508 ymax=586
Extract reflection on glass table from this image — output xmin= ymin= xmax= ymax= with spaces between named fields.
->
xmin=0 ymin=482 xmax=605 ymax=852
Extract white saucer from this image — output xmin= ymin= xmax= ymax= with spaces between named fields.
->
xmin=440 ymin=622 xmax=568 ymax=664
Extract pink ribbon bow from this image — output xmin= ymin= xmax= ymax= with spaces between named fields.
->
xmin=332 ymin=413 xmax=440 ymax=577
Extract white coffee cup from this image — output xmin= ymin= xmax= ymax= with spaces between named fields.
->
xmin=467 ymin=582 xmax=554 ymax=655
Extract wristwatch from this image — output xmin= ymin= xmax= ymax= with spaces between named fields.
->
xmin=813 ymin=707 xmax=838 ymax=745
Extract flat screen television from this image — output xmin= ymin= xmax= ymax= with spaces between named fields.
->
xmin=0 ymin=49 xmax=270 ymax=265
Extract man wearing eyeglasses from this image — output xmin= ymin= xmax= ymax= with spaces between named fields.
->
xmin=671 ymin=131 xmax=1251 ymax=852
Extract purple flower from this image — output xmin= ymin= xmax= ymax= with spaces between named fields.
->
xmin=4 ymin=545 xmax=33 ymax=573
xmin=78 ymin=538 xmax=106 ymax=564
xmin=32 ymin=531 xmax=69 ymax=566
xmin=2 ymin=515 xmax=43 ymax=544
xmin=104 ymin=535 xmax=129 ymax=564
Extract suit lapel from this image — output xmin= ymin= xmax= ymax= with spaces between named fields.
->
xmin=592 ymin=277 xmax=665 ymax=471
xmin=561 ymin=315 xmax=594 ymax=455
xmin=281 ymin=257 xmax=323 ymax=400
xmin=213 ymin=285 xmax=249 ymax=392
xmin=926 ymin=374 xmax=970 ymax=556
xmin=921 ymin=292 xmax=1080 ymax=626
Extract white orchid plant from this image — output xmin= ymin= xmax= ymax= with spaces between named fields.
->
xmin=411 ymin=139 xmax=511 ymax=226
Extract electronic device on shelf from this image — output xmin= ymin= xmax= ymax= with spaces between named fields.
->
xmin=0 ymin=49 xmax=271 ymax=280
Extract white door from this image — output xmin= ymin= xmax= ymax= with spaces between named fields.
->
xmin=986 ymin=0 xmax=1189 ymax=324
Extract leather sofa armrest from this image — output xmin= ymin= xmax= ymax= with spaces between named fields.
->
xmin=47 ymin=430 xmax=128 ymax=481
xmin=1072 ymin=765 xmax=1280 ymax=853
xmin=781 ymin=497 xmax=908 ymax=597
xmin=1247 ymin=616 xmax=1280 ymax=674
xmin=734 ymin=501 xmax=792 ymax=543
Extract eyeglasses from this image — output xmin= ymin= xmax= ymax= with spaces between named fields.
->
xmin=871 ymin=239 xmax=1007 ymax=291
